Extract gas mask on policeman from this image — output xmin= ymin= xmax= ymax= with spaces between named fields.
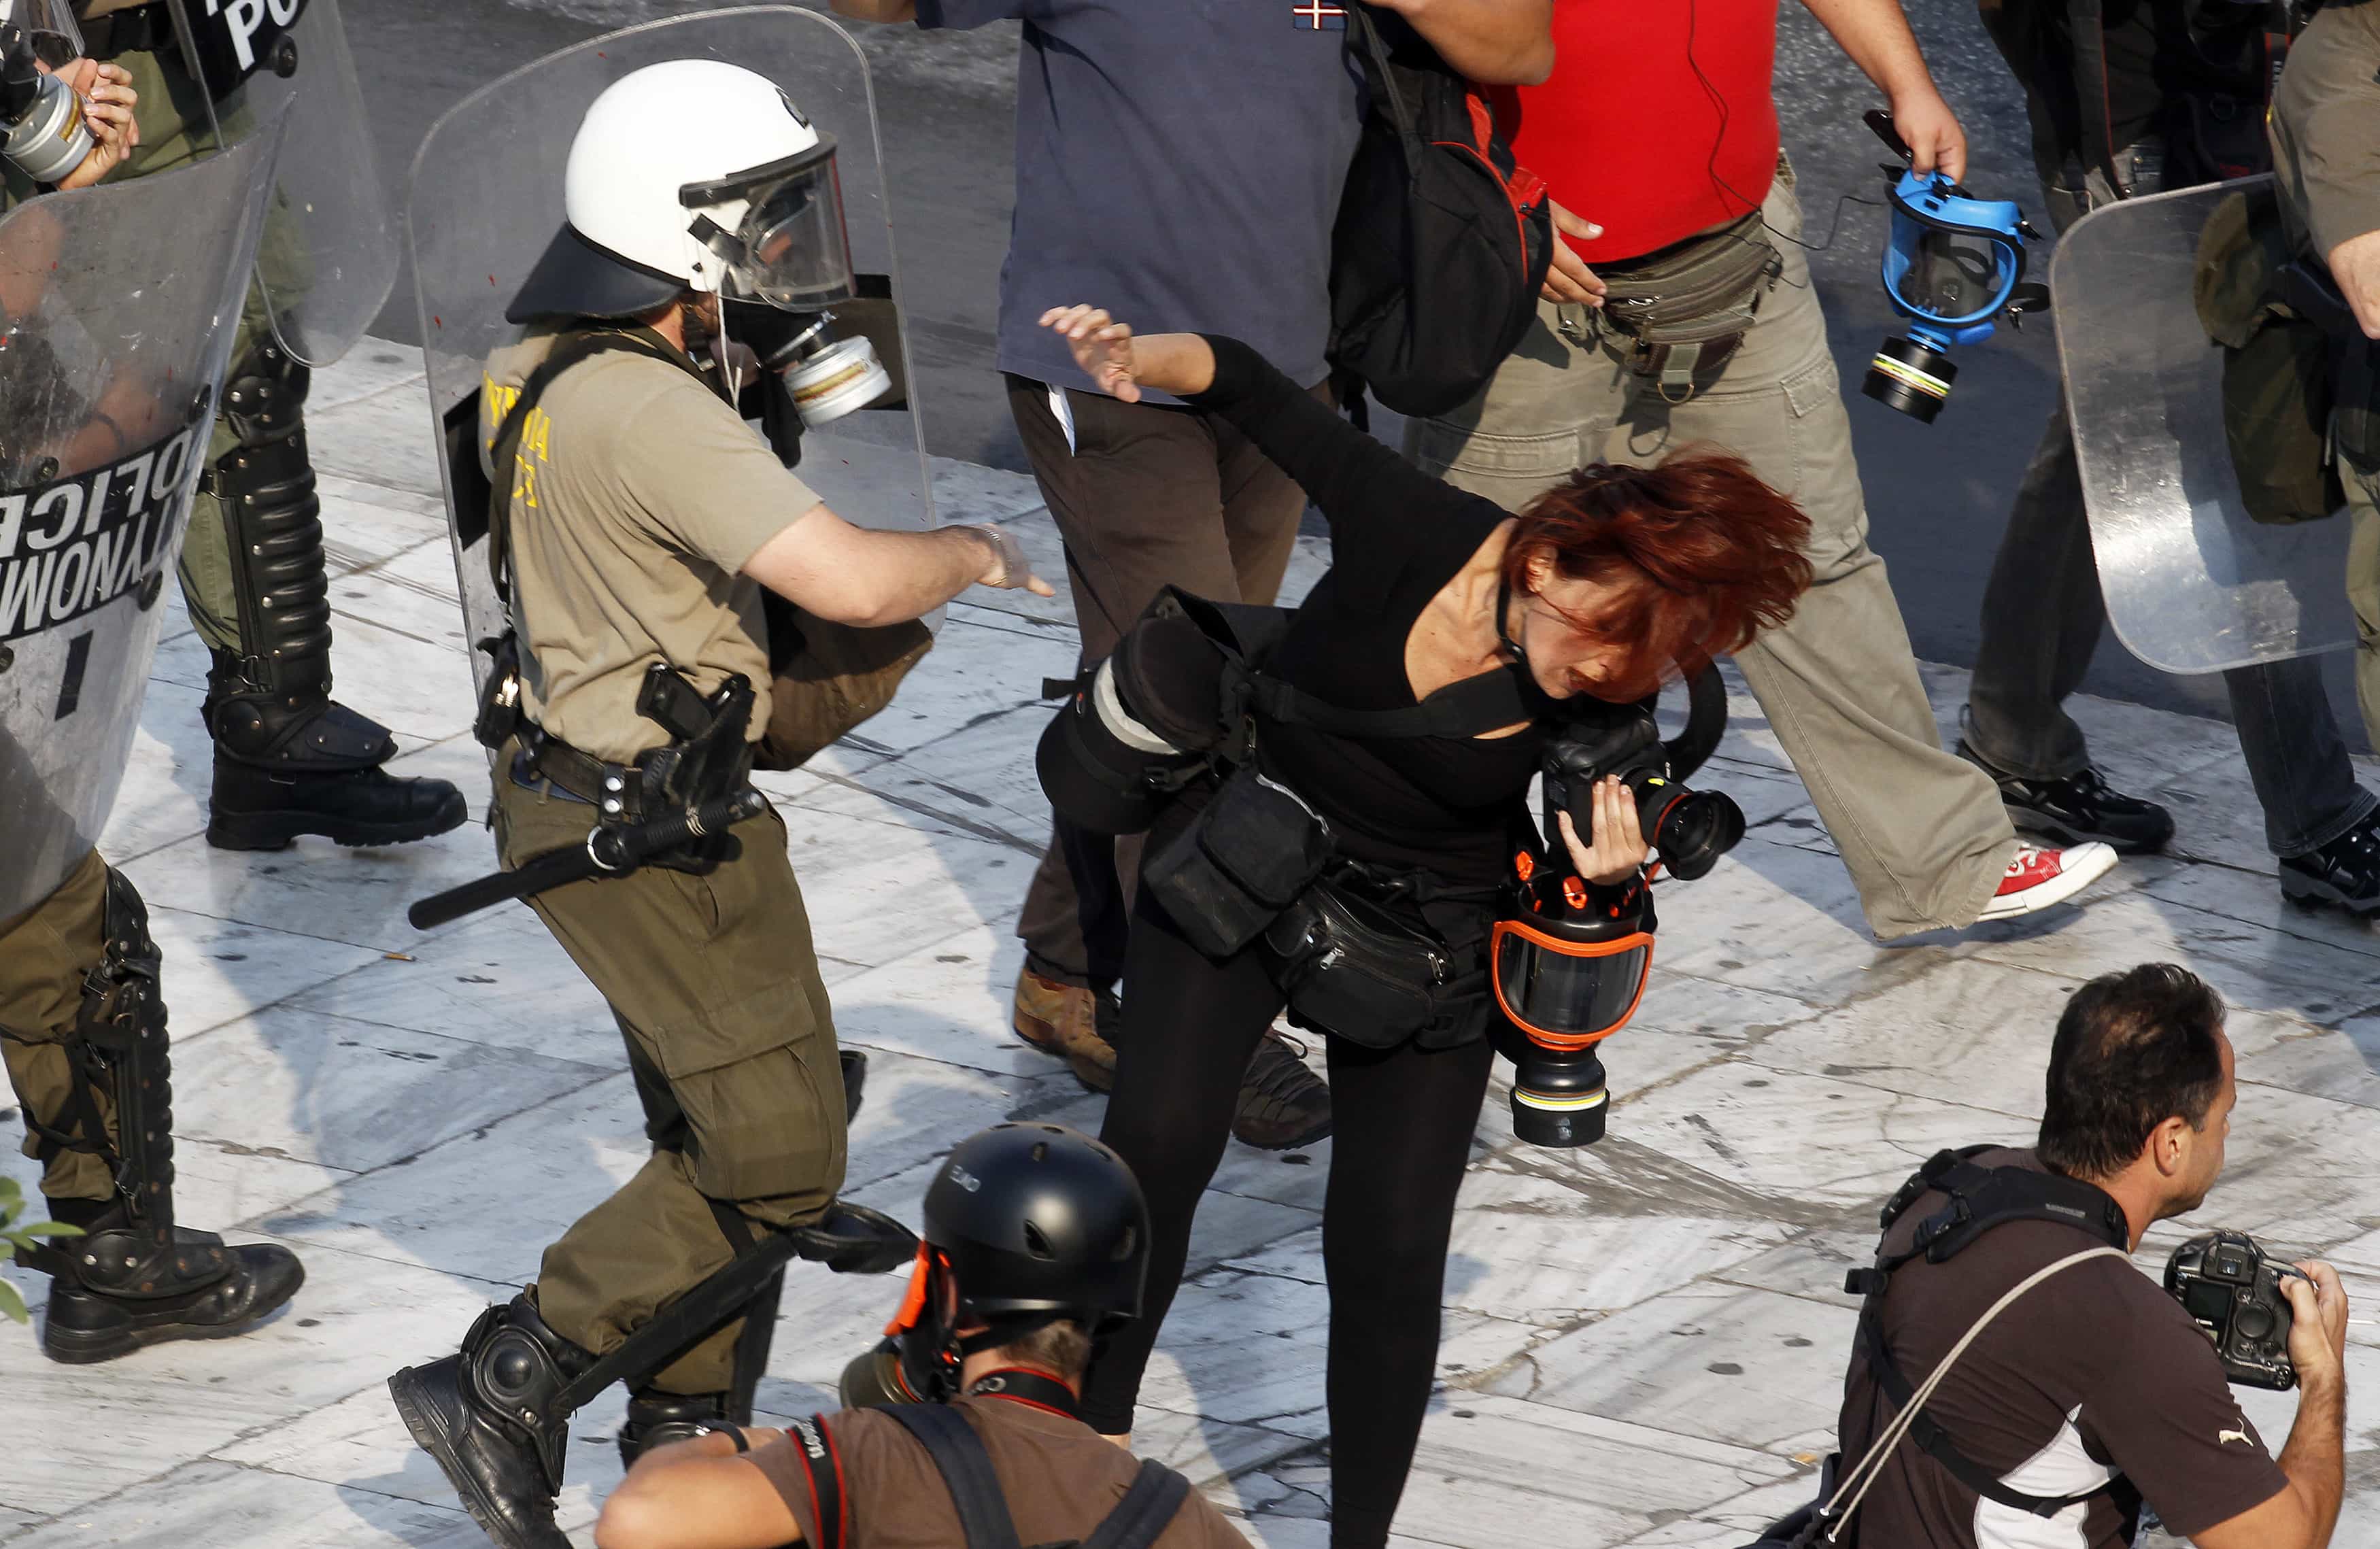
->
xmin=0 ymin=3 xmax=92 ymax=187
xmin=505 ymin=60 xmax=891 ymax=443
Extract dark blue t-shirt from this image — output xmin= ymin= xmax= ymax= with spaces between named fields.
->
xmin=916 ymin=0 xmax=1366 ymax=400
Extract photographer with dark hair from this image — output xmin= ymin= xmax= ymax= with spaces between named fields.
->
xmin=1035 ymin=306 xmax=1815 ymax=1548
xmin=1831 ymin=964 xmax=2349 ymax=1549
xmin=594 ymin=1124 xmax=1251 ymax=1549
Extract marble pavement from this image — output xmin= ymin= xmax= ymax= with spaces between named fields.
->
xmin=5 ymin=341 xmax=2379 ymax=1548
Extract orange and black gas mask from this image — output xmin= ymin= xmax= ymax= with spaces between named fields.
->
xmin=838 ymin=1243 xmax=966 ymax=1407
xmin=1494 ymin=857 xmax=1653 ymax=1147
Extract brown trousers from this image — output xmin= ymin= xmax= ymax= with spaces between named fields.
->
xmin=0 ymin=849 xmax=116 ymax=1204
xmin=494 ymin=762 xmax=846 ymax=1393
xmin=1006 ymin=373 xmax=1320 ymax=988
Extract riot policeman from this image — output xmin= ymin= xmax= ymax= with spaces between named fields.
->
xmin=384 ymin=56 xmax=1051 ymax=1549
xmin=2268 ymin=1 xmax=2380 ymax=745
xmin=1960 ymin=0 xmax=2380 ymax=913
xmin=595 ymin=1124 xmax=1250 ymax=1549
xmin=1 ymin=78 xmax=304 ymax=1361
xmin=56 ymin=0 xmax=466 ymax=851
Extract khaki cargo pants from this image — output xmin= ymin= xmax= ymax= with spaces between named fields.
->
xmin=1405 ymin=171 xmax=2017 ymax=938
xmin=0 ymin=849 xmax=118 ymax=1205
xmin=493 ymin=764 xmax=847 ymax=1394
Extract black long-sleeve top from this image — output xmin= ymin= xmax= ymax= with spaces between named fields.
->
xmin=1181 ymin=336 xmax=1580 ymax=891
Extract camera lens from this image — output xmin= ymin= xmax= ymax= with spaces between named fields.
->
xmin=1633 ymin=779 xmax=1746 ymax=882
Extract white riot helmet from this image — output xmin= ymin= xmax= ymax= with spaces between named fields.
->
xmin=508 ymin=58 xmax=858 ymax=323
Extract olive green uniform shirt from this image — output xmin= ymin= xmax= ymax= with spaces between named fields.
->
xmin=2271 ymin=1 xmax=2380 ymax=267
xmin=479 ymin=326 xmax=821 ymax=764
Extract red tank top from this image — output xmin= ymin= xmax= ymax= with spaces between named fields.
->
xmin=1494 ymin=0 xmax=1783 ymax=262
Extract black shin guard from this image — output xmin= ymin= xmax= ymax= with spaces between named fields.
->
xmin=203 ymin=341 xmax=390 ymax=773
xmin=200 ymin=341 xmax=465 ymax=849
xmin=5 ymin=872 xmax=307 ymax=1360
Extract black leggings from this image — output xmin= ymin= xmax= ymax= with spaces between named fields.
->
xmin=1083 ymin=889 xmax=1495 ymax=1549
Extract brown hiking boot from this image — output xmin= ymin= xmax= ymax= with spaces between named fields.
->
xmin=1233 ymin=1029 xmax=1332 ymax=1151
xmin=1013 ymin=968 xmax=1119 ymax=1093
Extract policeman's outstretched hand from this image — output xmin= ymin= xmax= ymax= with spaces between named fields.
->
xmin=964 ymin=523 xmax=1055 ymax=596
xmin=1042 ymin=304 xmax=1142 ymax=401
xmin=2281 ymin=1259 xmax=2349 ymax=1386
xmin=54 ymin=58 xmax=136 ymax=191
xmin=1555 ymin=775 xmax=1648 ymax=887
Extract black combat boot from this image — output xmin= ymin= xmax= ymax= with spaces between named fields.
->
xmin=389 ymin=1293 xmax=595 ymax=1549
xmin=1958 ymin=743 xmax=2177 ymax=855
xmin=2281 ymin=812 xmax=2380 ymax=915
xmin=617 ymin=1388 xmax=730 ymax=1469
xmin=21 ymin=1200 xmax=305 ymax=1365
xmin=200 ymin=342 xmax=467 ymax=851
xmin=205 ymin=648 xmax=469 ymax=849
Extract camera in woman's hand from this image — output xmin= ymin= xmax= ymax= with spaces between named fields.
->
xmin=1540 ymin=714 xmax=1744 ymax=882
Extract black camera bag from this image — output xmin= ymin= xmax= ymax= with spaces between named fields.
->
xmin=1143 ymin=765 xmax=1337 ymax=960
xmin=1327 ymin=4 xmax=1554 ymax=419
xmin=1260 ymin=874 xmax=1490 ymax=1051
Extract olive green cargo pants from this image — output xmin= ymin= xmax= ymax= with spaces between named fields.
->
xmin=94 ymin=45 xmax=313 ymax=656
xmin=0 ymin=849 xmax=119 ymax=1204
xmin=492 ymin=764 xmax=847 ymax=1395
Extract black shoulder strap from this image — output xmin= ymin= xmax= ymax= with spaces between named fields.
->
xmin=1849 ymin=1151 xmax=2130 ymax=1518
xmin=1078 ymin=1459 xmax=1193 ymax=1549
xmin=781 ymin=1414 xmax=849 ymax=1549
xmin=1249 ymin=662 xmax=1532 ymax=741
xmin=884 ymin=1403 xmax=1027 ymax=1549
xmin=484 ymin=324 xmax=714 ymax=602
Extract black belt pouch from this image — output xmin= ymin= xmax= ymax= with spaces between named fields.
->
xmin=1143 ymin=765 xmax=1334 ymax=959
xmin=1262 ymin=883 xmax=1491 ymax=1051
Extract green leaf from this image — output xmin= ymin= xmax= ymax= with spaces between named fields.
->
xmin=11 ymin=1222 xmax=83 ymax=1238
xmin=0 ymin=1280 xmax=24 ymax=1325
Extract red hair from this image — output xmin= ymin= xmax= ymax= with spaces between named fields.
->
xmin=1501 ymin=447 xmax=1814 ymax=700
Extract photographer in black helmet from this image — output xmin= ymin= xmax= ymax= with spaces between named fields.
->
xmin=594 ymin=1124 xmax=1251 ymax=1549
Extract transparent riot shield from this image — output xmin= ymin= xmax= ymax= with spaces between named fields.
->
xmin=0 ymin=113 xmax=284 ymax=918
xmin=167 ymin=0 xmax=395 ymax=366
xmin=405 ymin=7 xmax=934 ymax=691
xmin=2055 ymin=177 xmax=2356 ymax=675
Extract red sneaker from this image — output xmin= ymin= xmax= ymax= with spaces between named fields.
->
xmin=1976 ymin=842 xmax=2118 ymax=922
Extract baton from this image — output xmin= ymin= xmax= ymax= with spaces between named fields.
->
xmin=407 ymin=787 xmax=770 ymax=930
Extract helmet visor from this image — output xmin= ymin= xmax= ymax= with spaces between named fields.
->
xmin=683 ymin=139 xmax=855 ymax=309
xmin=1491 ymin=921 xmax=1652 ymax=1049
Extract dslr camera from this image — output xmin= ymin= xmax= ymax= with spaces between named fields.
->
xmin=2164 ymin=1229 xmax=2300 ymax=1390
xmin=1540 ymin=712 xmax=1745 ymax=881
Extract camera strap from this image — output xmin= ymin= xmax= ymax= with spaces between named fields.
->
xmin=1836 ymin=1149 xmax=2131 ymax=1523
xmin=884 ymin=1401 xmax=1192 ymax=1549
xmin=1821 ymin=1244 xmax=2132 ymax=1540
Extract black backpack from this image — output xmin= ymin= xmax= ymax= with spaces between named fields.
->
xmin=1327 ymin=4 xmax=1555 ymax=420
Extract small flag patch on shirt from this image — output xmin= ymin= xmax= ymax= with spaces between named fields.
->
xmin=1291 ymin=0 xmax=1348 ymax=29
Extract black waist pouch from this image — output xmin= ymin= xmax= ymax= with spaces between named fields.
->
xmin=1260 ymin=877 xmax=1493 ymax=1051
xmin=1142 ymin=765 xmax=1335 ymax=959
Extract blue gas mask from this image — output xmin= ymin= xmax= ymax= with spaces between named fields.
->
xmin=1859 ymin=110 xmax=2047 ymax=424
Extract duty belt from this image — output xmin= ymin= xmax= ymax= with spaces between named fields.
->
xmin=78 ymin=3 xmax=180 ymax=61
xmin=511 ymin=727 xmax=657 ymax=823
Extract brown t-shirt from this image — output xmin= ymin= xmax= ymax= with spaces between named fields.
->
xmin=1836 ymin=1151 xmax=2287 ymax=1548
xmin=753 ymin=1397 xmax=1251 ymax=1549
xmin=478 ymin=325 xmax=823 ymax=764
